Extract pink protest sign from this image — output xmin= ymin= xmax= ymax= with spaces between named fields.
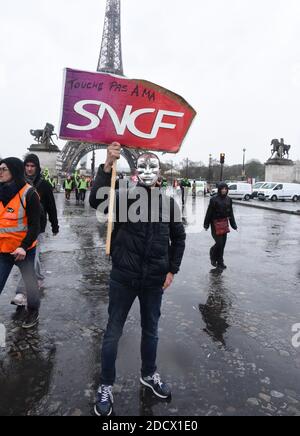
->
xmin=59 ymin=68 xmax=196 ymax=153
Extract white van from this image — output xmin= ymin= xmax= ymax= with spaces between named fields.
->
xmin=251 ymin=182 xmax=266 ymax=199
xmin=258 ymin=183 xmax=300 ymax=202
xmin=227 ymin=183 xmax=252 ymax=201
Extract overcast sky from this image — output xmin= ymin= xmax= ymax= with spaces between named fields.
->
xmin=1 ymin=0 xmax=300 ymax=166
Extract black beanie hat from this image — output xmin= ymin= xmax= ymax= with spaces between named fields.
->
xmin=24 ymin=153 xmax=41 ymax=174
xmin=0 ymin=157 xmax=26 ymax=188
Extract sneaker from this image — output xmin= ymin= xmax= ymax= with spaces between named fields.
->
xmin=11 ymin=294 xmax=27 ymax=307
xmin=94 ymin=385 xmax=114 ymax=416
xmin=38 ymin=280 xmax=45 ymax=291
xmin=11 ymin=306 xmax=26 ymax=322
xmin=217 ymin=263 xmax=227 ymax=270
xmin=22 ymin=310 xmax=39 ymax=329
xmin=140 ymin=373 xmax=171 ymax=399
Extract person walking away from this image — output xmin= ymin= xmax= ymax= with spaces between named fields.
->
xmin=204 ymin=182 xmax=237 ymax=270
xmin=0 ymin=158 xmax=41 ymax=328
xmin=89 ymin=142 xmax=186 ymax=416
xmin=12 ymin=154 xmax=59 ymax=307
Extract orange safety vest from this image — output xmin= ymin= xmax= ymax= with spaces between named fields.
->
xmin=0 ymin=184 xmax=37 ymax=253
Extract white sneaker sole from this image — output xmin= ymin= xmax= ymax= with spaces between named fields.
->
xmin=22 ymin=317 xmax=39 ymax=329
xmin=94 ymin=405 xmax=113 ymax=417
xmin=140 ymin=377 xmax=170 ymax=399
xmin=11 ymin=299 xmax=27 ymax=307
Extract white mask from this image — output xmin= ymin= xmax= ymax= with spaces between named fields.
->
xmin=137 ymin=154 xmax=160 ymax=187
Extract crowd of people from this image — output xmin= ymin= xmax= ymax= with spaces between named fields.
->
xmin=63 ymin=172 xmax=92 ymax=204
xmin=0 ymin=145 xmax=237 ymax=416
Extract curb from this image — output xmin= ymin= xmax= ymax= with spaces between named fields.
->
xmin=232 ymin=201 xmax=300 ymax=216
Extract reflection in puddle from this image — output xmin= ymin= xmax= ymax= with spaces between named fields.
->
xmin=199 ymin=270 xmax=232 ymax=347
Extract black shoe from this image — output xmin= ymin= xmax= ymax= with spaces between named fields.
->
xmin=210 ymin=248 xmax=217 ymax=267
xmin=11 ymin=306 xmax=26 ymax=322
xmin=140 ymin=373 xmax=171 ymax=399
xmin=217 ymin=263 xmax=227 ymax=270
xmin=22 ymin=310 xmax=39 ymax=329
xmin=94 ymin=385 xmax=114 ymax=416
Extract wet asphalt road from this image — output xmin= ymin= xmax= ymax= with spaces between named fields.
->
xmin=0 ymin=193 xmax=300 ymax=416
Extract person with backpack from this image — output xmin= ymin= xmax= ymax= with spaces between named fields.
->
xmin=0 ymin=157 xmax=41 ymax=328
xmin=11 ymin=154 xmax=59 ymax=307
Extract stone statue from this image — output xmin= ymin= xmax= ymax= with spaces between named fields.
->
xmin=271 ymin=138 xmax=291 ymax=159
xmin=30 ymin=123 xmax=58 ymax=150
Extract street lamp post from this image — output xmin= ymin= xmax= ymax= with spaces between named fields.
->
xmin=186 ymin=158 xmax=189 ymax=179
xmin=242 ymin=148 xmax=246 ymax=180
xmin=208 ymin=154 xmax=213 ymax=185
xmin=91 ymin=150 xmax=96 ymax=178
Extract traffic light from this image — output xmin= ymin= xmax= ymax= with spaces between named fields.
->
xmin=220 ymin=153 xmax=225 ymax=165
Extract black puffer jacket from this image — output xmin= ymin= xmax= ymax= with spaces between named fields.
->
xmin=204 ymin=183 xmax=237 ymax=230
xmin=89 ymin=166 xmax=186 ymax=289
xmin=24 ymin=154 xmax=59 ymax=234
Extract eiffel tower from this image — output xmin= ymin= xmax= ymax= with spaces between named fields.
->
xmin=97 ymin=0 xmax=123 ymax=75
xmin=60 ymin=0 xmax=140 ymax=175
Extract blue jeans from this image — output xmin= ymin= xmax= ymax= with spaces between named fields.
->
xmin=16 ymin=234 xmax=45 ymax=295
xmin=100 ymin=279 xmax=163 ymax=386
xmin=0 ymin=249 xmax=40 ymax=311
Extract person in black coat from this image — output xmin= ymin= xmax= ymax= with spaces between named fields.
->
xmin=90 ymin=142 xmax=186 ymax=417
xmin=23 ymin=154 xmax=59 ymax=235
xmin=204 ymin=182 xmax=237 ymax=269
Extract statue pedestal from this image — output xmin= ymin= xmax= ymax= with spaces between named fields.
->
xmin=27 ymin=144 xmax=60 ymax=176
xmin=294 ymin=162 xmax=300 ymax=183
xmin=265 ymin=158 xmax=295 ymax=183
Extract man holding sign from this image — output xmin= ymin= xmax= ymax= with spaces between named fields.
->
xmin=60 ymin=68 xmax=195 ymax=416
xmin=89 ymin=143 xmax=186 ymax=416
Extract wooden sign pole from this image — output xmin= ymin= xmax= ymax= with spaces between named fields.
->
xmin=105 ymin=160 xmax=117 ymax=256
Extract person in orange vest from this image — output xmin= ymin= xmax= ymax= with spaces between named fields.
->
xmin=0 ymin=158 xmax=41 ymax=329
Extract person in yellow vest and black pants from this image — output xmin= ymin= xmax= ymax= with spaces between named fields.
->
xmin=63 ymin=176 xmax=74 ymax=201
xmin=78 ymin=176 xmax=89 ymax=204
xmin=0 ymin=158 xmax=41 ymax=329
